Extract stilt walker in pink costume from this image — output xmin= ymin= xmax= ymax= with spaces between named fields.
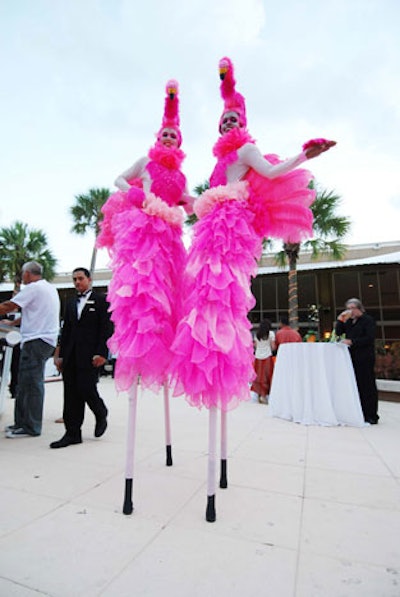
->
xmin=170 ymin=57 xmax=336 ymax=522
xmin=97 ymin=81 xmax=193 ymax=515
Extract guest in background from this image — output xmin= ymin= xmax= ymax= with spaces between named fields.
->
xmin=275 ymin=316 xmax=302 ymax=349
xmin=250 ymin=319 xmax=276 ymax=404
xmin=0 ymin=261 xmax=60 ymax=438
xmin=336 ymin=298 xmax=379 ymax=424
xmin=50 ymin=267 xmax=112 ymax=448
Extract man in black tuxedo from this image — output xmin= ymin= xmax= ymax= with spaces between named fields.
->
xmin=50 ymin=267 xmax=112 ymax=448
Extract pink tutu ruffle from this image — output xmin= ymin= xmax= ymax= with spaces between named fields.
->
xmin=194 ymin=181 xmax=248 ymax=219
xmin=170 ymin=195 xmax=261 ymax=411
xmin=107 ymin=201 xmax=186 ymax=392
xmin=245 ymin=154 xmax=315 ymax=241
xmin=96 ymin=181 xmax=144 ymax=250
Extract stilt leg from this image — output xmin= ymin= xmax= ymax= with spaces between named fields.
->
xmin=163 ymin=382 xmax=173 ymax=466
xmin=206 ymin=407 xmax=218 ymax=522
xmin=220 ymin=409 xmax=228 ymax=489
xmin=123 ymin=381 xmax=138 ymax=515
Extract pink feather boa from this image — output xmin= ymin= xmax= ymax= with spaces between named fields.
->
xmin=148 ymin=142 xmax=185 ymax=170
xmin=212 ymin=127 xmax=255 ymax=158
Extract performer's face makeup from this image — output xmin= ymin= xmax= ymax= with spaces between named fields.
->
xmin=220 ymin=111 xmax=241 ymax=134
xmin=159 ymin=128 xmax=179 ymax=147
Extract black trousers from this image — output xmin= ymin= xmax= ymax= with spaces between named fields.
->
xmin=62 ymin=357 xmax=108 ymax=439
xmin=352 ymin=355 xmax=379 ymax=421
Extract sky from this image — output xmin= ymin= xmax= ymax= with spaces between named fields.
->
xmin=1 ymin=0 xmax=399 ymax=273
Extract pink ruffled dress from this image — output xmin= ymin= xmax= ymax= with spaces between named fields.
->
xmin=171 ymin=128 xmax=315 ymax=411
xmin=97 ymin=144 xmax=187 ymax=392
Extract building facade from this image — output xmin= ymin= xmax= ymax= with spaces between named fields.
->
xmin=1 ymin=241 xmax=399 ymax=380
xmin=250 ymin=242 xmax=400 ymax=382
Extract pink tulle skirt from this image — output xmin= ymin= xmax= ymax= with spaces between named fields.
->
xmin=170 ymin=185 xmax=261 ymax=411
xmin=106 ymin=200 xmax=186 ymax=392
xmin=96 ymin=183 xmax=144 ymax=250
xmin=245 ymin=154 xmax=315 ymax=242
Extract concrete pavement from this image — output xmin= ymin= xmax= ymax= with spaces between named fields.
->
xmin=1 ymin=377 xmax=400 ymax=596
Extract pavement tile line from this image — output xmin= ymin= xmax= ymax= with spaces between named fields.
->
xmin=292 ymin=424 xmax=309 ymax=597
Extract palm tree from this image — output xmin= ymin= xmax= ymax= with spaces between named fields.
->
xmin=274 ymin=186 xmax=351 ymax=329
xmin=70 ymin=187 xmax=110 ymax=276
xmin=0 ymin=221 xmax=57 ymax=292
xmin=185 ymin=180 xmax=209 ymax=226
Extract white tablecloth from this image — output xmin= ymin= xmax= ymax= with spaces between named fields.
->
xmin=269 ymin=343 xmax=365 ymax=426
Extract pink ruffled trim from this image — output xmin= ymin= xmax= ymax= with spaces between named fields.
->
xmin=213 ymin=127 xmax=255 ymax=158
xmin=170 ymin=200 xmax=260 ymax=411
xmin=107 ymin=207 xmax=186 ymax=392
xmin=143 ymin=192 xmax=184 ymax=226
xmin=194 ymin=181 xmax=249 ymax=219
xmin=148 ymin=143 xmax=185 ymax=170
xmin=245 ymin=154 xmax=315 ymax=242
xmin=96 ymin=185 xmax=144 ymax=249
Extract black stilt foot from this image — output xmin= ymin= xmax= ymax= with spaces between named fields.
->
xmin=206 ymin=494 xmax=216 ymax=522
xmin=220 ymin=458 xmax=228 ymax=488
xmin=123 ymin=478 xmax=134 ymax=515
xmin=166 ymin=444 xmax=173 ymax=466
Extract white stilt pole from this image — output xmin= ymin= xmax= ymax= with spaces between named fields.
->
xmin=123 ymin=381 xmax=138 ymax=515
xmin=163 ymin=382 xmax=173 ymax=466
xmin=206 ymin=406 xmax=218 ymax=522
xmin=220 ymin=409 xmax=228 ymax=488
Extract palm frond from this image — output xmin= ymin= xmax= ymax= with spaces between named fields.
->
xmin=0 ymin=220 xmax=57 ymax=287
xmin=69 ymin=187 xmax=111 ymax=273
xmin=193 ymin=180 xmax=210 ymax=196
xmin=70 ymin=188 xmax=111 ymax=235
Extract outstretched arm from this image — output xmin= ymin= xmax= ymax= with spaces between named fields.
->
xmin=239 ymin=144 xmax=307 ymax=179
xmin=239 ymin=139 xmax=336 ymax=180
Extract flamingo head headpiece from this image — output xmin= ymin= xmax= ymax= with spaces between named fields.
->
xmin=157 ymin=79 xmax=182 ymax=147
xmin=218 ymin=57 xmax=247 ymax=133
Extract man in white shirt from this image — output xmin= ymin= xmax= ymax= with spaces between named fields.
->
xmin=0 ymin=261 xmax=60 ymax=437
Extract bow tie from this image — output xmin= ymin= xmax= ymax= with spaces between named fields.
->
xmin=77 ymin=291 xmax=90 ymax=298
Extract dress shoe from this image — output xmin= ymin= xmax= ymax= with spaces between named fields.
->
xmin=94 ymin=417 xmax=107 ymax=438
xmin=366 ymin=418 xmax=379 ymax=425
xmin=50 ymin=434 xmax=82 ymax=449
